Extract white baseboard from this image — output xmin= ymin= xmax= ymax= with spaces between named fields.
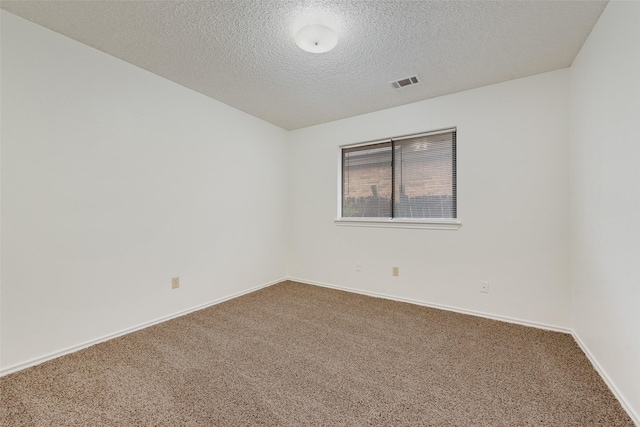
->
xmin=572 ymin=332 xmax=640 ymax=426
xmin=287 ymin=277 xmax=571 ymax=333
xmin=288 ymin=277 xmax=639 ymax=425
xmin=3 ymin=276 xmax=636 ymax=426
xmin=0 ymin=277 xmax=286 ymax=377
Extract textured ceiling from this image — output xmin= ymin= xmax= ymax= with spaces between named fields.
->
xmin=1 ymin=0 xmax=607 ymax=130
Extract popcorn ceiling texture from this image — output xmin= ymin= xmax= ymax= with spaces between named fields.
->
xmin=1 ymin=0 xmax=607 ymax=130
xmin=0 ymin=282 xmax=633 ymax=426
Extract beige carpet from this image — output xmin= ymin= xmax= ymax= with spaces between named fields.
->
xmin=0 ymin=281 xmax=633 ymax=426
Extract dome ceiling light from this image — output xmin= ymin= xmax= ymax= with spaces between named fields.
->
xmin=295 ymin=24 xmax=338 ymax=53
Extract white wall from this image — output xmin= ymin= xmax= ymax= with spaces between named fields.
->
xmin=0 ymin=11 xmax=289 ymax=371
xmin=569 ymin=0 xmax=640 ymax=421
xmin=288 ymin=69 xmax=571 ymax=330
xmin=3 ymin=5 xmax=638 ymax=420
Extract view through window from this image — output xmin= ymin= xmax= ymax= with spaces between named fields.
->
xmin=341 ymin=129 xmax=456 ymax=220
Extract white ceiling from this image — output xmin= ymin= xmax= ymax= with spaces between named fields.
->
xmin=1 ymin=0 xmax=607 ymax=130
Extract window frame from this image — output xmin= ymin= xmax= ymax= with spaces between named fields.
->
xmin=336 ymin=128 xmax=462 ymax=230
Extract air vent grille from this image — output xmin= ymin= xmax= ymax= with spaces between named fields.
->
xmin=390 ymin=75 xmax=420 ymax=89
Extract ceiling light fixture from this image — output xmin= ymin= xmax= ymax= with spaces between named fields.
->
xmin=295 ymin=24 xmax=338 ymax=53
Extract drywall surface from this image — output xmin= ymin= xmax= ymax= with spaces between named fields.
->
xmin=569 ymin=0 xmax=640 ymax=421
xmin=0 ymin=11 xmax=288 ymax=370
xmin=288 ymin=69 xmax=571 ymax=329
xmin=0 ymin=0 xmax=608 ymax=130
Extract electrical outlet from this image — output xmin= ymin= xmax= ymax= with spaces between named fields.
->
xmin=392 ymin=266 xmax=399 ymax=277
xmin=172 ymin=276 xmax=180 ymax=289
xmin=356 ymin=262 xmax=361 ymax=272
xmin=480 ymin=280 xmax=489 ymax=293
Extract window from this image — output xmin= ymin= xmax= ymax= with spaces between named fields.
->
xmin=339 ymin=128 xmax=458 ymax=228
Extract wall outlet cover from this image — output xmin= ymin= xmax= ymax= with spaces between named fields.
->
xmin=480 ymin=280 xmax=489 ymax=293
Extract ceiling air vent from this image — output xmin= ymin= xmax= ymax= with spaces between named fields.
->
xmin=390 ymin=75 xmax=420 ymax=89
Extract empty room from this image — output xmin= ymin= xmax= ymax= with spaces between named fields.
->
xmin=1 ymin=0 xmax=638 ymax=425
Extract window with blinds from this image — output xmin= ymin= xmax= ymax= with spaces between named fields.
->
xmin=342 ymin=129 xmax=456 ymax=220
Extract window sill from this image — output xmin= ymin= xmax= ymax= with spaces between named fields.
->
xmin=334 ymin=218 xmax=462 ymax=230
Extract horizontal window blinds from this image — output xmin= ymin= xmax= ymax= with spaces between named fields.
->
xmin=342 ymin=129 xmax=456 ymax=219
xmin=342 ymin=142 xmax=392 ymax=218
xmin=393 ymin=131 xmax=456 ymax=219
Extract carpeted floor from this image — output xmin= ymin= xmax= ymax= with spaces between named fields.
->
xmin=0 ymin=281 xmax=634 ymax=426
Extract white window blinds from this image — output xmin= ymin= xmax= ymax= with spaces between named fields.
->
xmin=342 ymin=129 xmax=456 ymax=219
